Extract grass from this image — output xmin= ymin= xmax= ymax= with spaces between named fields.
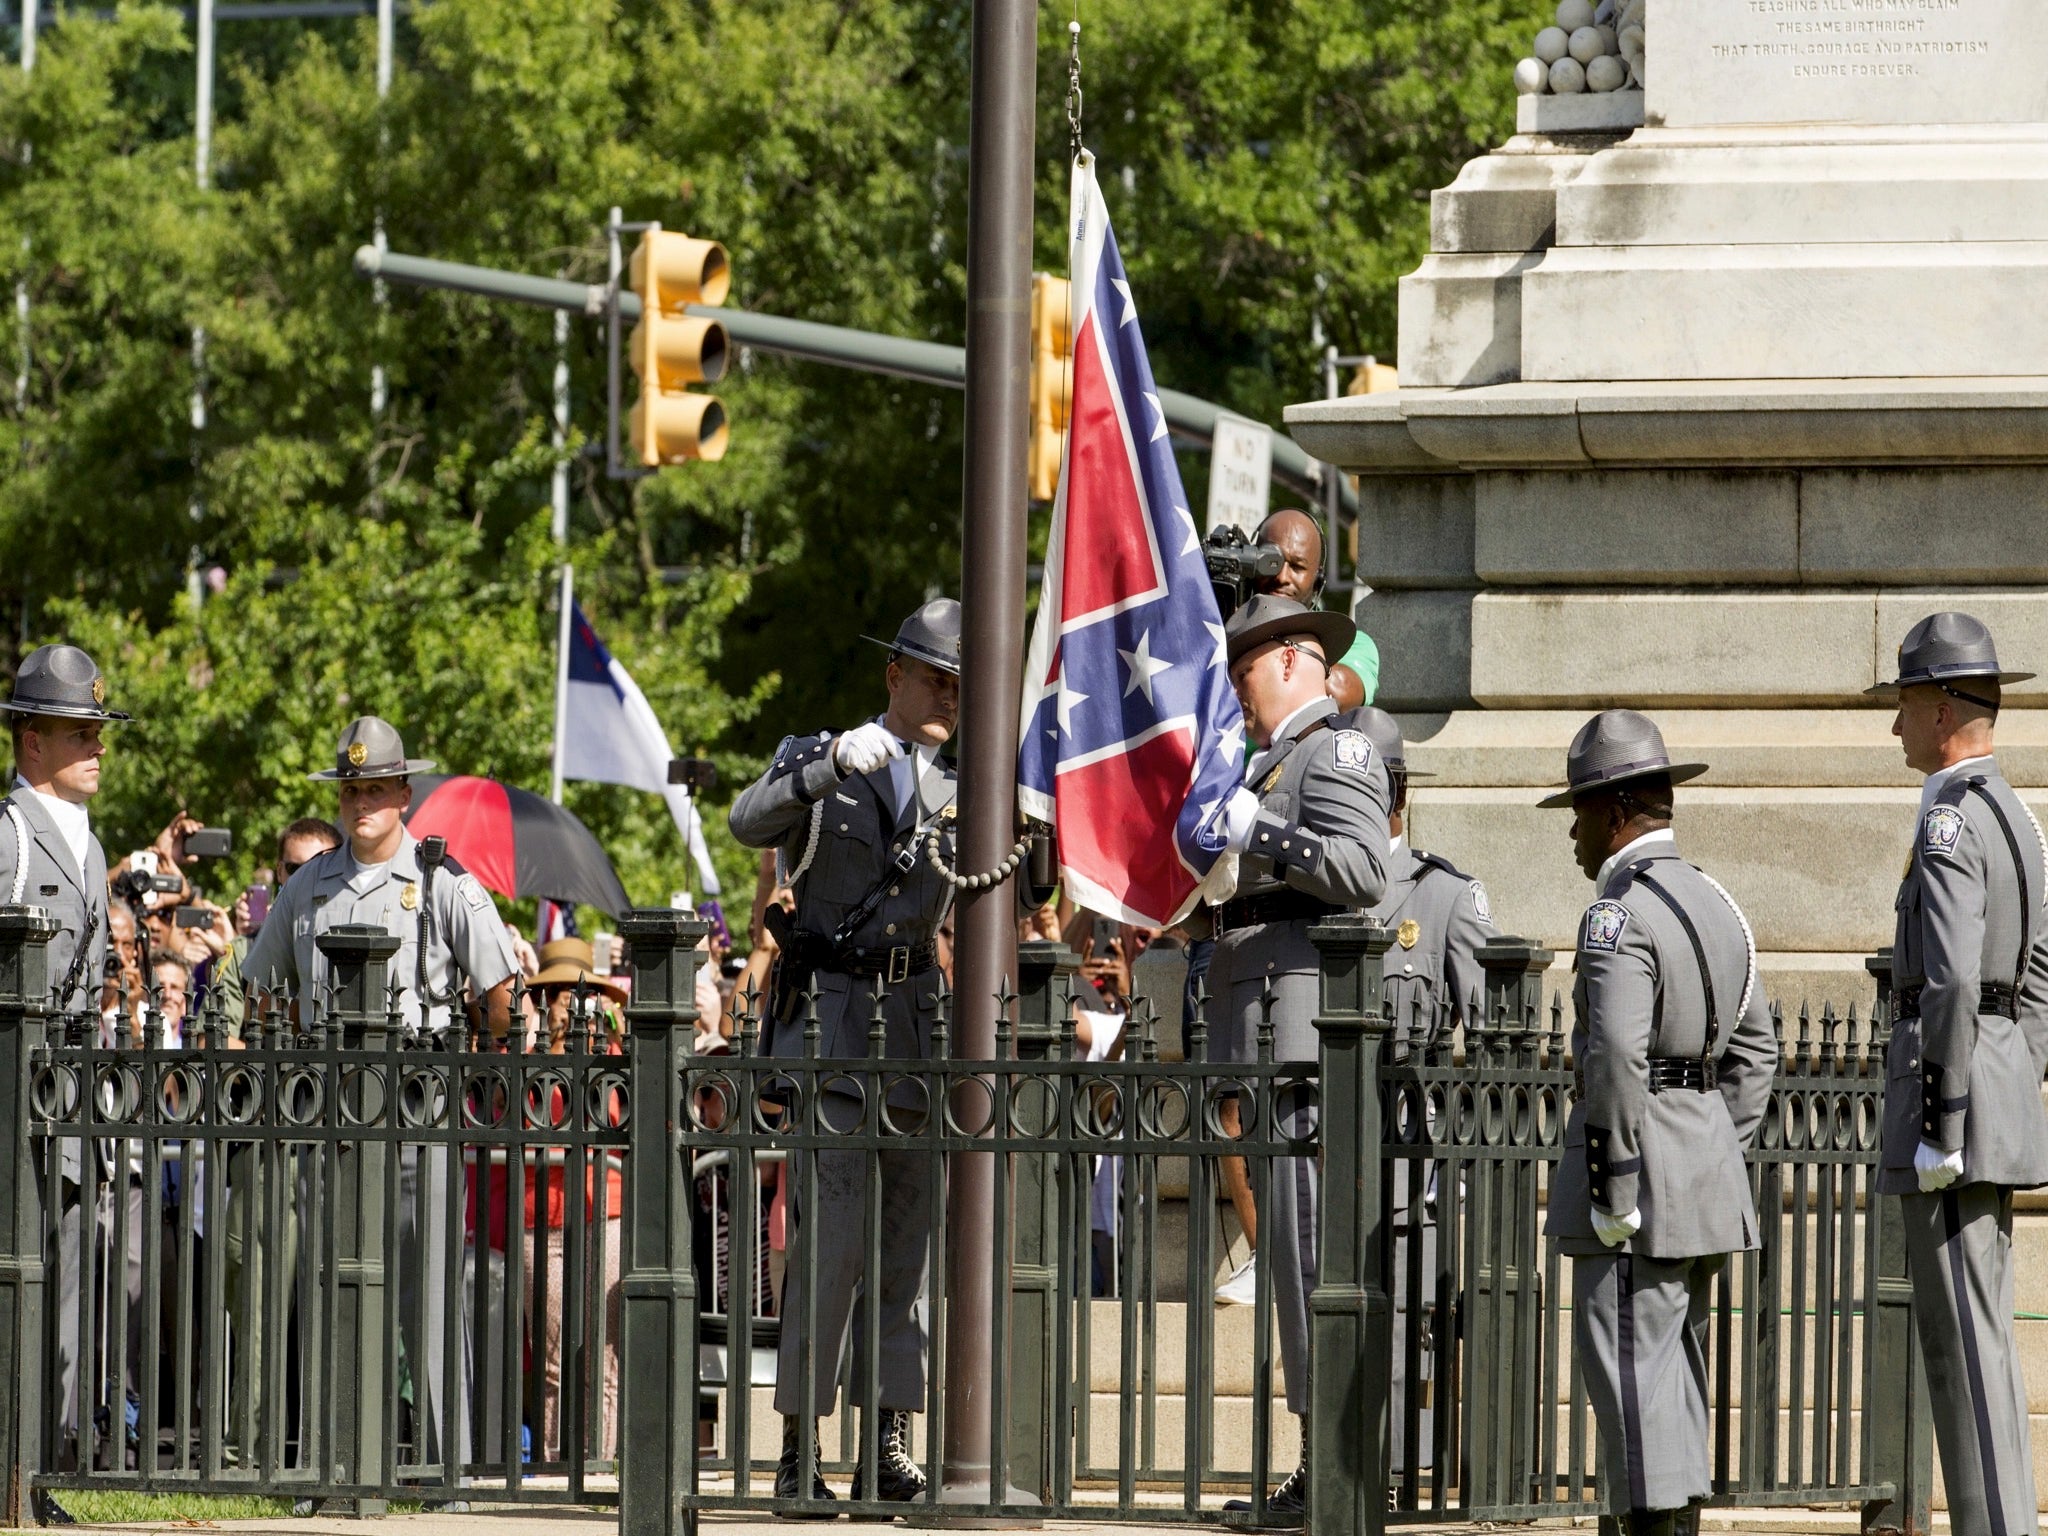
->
xmin=46 ymin=1490 xmax=301 ymax=1523
xmin=46 ymin=1491 xmax=429 ymax=1523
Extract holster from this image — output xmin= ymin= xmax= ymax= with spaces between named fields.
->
xmin=763 ymin=904 xmax=812 ymax=1034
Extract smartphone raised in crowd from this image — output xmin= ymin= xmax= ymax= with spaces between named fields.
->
xmin=183 ymin=828 xmax=232 ymax=860
xmin=243 ymin=885 xmax=271 ymax=929
xmin=172 ymin=906 xmax=214 ymax=930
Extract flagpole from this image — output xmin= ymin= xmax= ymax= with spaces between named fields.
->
xmin=551 ymin=562 xmax=574 ymax=805
xmin=942 ymin=0 xmax=1036 ymax=1513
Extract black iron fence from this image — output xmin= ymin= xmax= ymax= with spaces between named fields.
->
xmin=0 ymin=905 xmax=1933 ymax=1536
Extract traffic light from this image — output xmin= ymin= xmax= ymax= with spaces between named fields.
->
xmin=627 ymin=230 xmax=731 ymax=466
xmin=1349 ymin=357 xmax=1399 ymax=395
xmin=1028 ymin=273 xmax=1072 ymax=502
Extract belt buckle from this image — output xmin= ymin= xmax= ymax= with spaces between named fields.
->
xmin=887 ymin=946 xmax=911 ymax=985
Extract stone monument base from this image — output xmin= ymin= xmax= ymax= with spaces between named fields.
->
xmin=1399 ymin=128 xmax=2048 ymax=389
xmin=1286 ymin=378 xmax=2048 ymax=1009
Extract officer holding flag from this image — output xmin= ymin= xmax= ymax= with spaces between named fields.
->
xmin=1207 ymin=593 xmax=1393 ymax=1522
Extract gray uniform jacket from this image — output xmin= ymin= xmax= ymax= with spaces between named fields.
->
xmin=241 ymin=830 xmax=516 ymax=1035
xmin=1207 ymin=698 xmax=1392 ymax=1064
xmin=728 ymin=721 xmax=958 ymax=1070
xmin=1547 ymin=842 xmax=1778 ymax=1259
xmin=1879 ymin=761 xmax=2048 ymax=1194
xmin=0 ymin=789 xmax=109 ymax=1015
xmin=1368 ymin=841 xmax=1498 ymax=1047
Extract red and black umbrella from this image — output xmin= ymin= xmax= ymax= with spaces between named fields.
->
xmin=403 ymin=775 xmax=631 ymax=916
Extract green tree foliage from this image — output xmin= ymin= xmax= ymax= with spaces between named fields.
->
xmin=0 ymin=0 xmax=1538 ymax=914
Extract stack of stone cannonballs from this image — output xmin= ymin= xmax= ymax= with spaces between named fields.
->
xmin=1514 ymin=0 xmax=1645 ymax=96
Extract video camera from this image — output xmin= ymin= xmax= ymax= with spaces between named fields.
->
xmin=1204 ymin=525 xmax=1284 ymax=621
xmin=110 ymin=866 xmax=183 ymax=904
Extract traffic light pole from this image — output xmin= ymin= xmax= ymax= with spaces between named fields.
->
xmin=351 ymin=245 xmax=1354 ymax=513
xmin=938 ymin=0 xmax=1036 ymax=1518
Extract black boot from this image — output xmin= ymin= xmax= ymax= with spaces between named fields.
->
xmin=32 ymin=1489 xmax=76 ymax=1526
xmin=849 ymin=1409 xmax=927 ymax=1516
xmin=1223 ymin=1461 xmax=1307 ymax=1526
xmin=1671 ymin=1502 xmax=1702 ymax=1536
xmin=1625 ymin=1509 xmax=1680 ymax=1536
xmin=774 ymin=1416 xmax=836 ymax=1515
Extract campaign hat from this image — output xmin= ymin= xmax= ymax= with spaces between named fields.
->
xmin=0 ymin=644 xmax=130 ymax=722
xmin=1868 ymin=611 xmax=2032 ymax=697
xmin=1537 ymin=708 xmax=1707 ymax=809
xmin=1222 ymin=594 xmax=1354 ymax=669
xmin=307 ymin=716 xmax=437 ymax=782
xmin=863 ymin=598 xmax=962 ymax=677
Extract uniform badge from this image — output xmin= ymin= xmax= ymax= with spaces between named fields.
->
xmin=1921 ymin=805 xmax=1965 ymax=858
xmin=347 ymin=741 xmax=369 ymax=768
xmin=91 ymin=677 xmax=105 ymax=705
xmin=400 ymin=881 xmax=420 ymax=911
xmin=1396 ymin=919 xmax=1421 ymax=950
xmin=1262 ymin=764 xmax=1284 ymax=793
xmin=1332 ymin=730 xmax=1374 ymax=774
xmin=1470 ymin=882 xmax=1491 ymax=923
xmin=1582 ymin=900 xmax=1629 ymax=953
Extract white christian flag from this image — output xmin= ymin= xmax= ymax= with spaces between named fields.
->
xmin=559 ymin=601 xmax=722 ymax=896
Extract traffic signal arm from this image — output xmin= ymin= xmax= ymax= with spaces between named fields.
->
xmin=352 ymin=245 xmax=1356 ymax=513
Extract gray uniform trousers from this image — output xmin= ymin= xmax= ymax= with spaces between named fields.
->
xmin=1388 ymin=1218 xmax=1437 ymax=1472
xmin=52 ymin=1173 xmax=146 ymax=1448
xmin=1265 ymin=1088 xmax=1319 ymax=1419
xmin=1881 ymin=763 xmax=2048 ymax=1536
xmin=397 ymin=1143 xmax=472 ymax=1470
xmin=1572 ymin=1251 xmax=1722 ymax=1514
xmin=1901 ymin=1185 xmax=2036 ymax=1536
xmin=224 ymin=1144 xmax=300 ymax=1461
xmin=52 ymin=1179 xmax=95 ymax=1446
xmin=773 ymin=1095 xmax=935 ymax=1416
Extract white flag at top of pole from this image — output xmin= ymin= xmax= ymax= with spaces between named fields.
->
xmin=1016 ymin=153 xmax=1247 ymax=928
xmin=557 ymin=600 xmax=722 ymax=897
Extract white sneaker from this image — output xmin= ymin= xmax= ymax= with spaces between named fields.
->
xmin=1215 ymin=1254 xmax=1259 ymax=1306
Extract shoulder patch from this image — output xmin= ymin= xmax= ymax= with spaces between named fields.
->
xmin=1332 ymin=730 xmax=1374 ymax=774
xmin=770 ymin=731 xmax=832 ymax=779
xmin=1470 ymin=881 xmax=1491 ymax=924
xmin=460 ymin=874 xmax=493 ymax=912
xmin=1922 ymin=804 xmax=1966 ymax=858
xmin=1581 ymin=900 xmax=1629 ymax=953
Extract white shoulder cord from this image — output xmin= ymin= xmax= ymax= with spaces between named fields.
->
xmin=1698 ymin=868 xmax=1758 ymax=1025
xmin=779 ymin=800 xmax=826 ymax=890
xmin=2021 ymin=801 xmax=2048 ymax=919
xmin=4 ymin=802 xmax=26 ymax=904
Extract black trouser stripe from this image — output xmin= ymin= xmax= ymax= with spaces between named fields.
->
xmin=1943 ymin=1188 xmax=2006 ymax=1536
xmin=1616 ymin=1255 xmax=1648 ymax=1512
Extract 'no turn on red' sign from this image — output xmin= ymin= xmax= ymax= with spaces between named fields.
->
xmin=1205 ymin=415 xmax=1272 ymax=536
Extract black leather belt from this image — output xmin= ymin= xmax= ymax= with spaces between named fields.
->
xmin=1217 ymin=891 xmax=1341 ymax=934
xmin=806 ymin=938 xmax=937 ymax=984
xmin=1894 ymin=982 xmax=2019 ymax=1020
xmin=1647 ymin=1058 xmax=1716 ymax=1093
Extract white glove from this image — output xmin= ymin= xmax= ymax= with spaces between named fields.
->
xmin=1915 ymin=1139 xmax=1964 ymax=1193
xmin=1590 ymin=1203 xmax=1642 ymax=1249
xmin=1216 ymin=787 xmax=1262 ymax=854
xmin=833 ymin=722 xmax=905 ymax=776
